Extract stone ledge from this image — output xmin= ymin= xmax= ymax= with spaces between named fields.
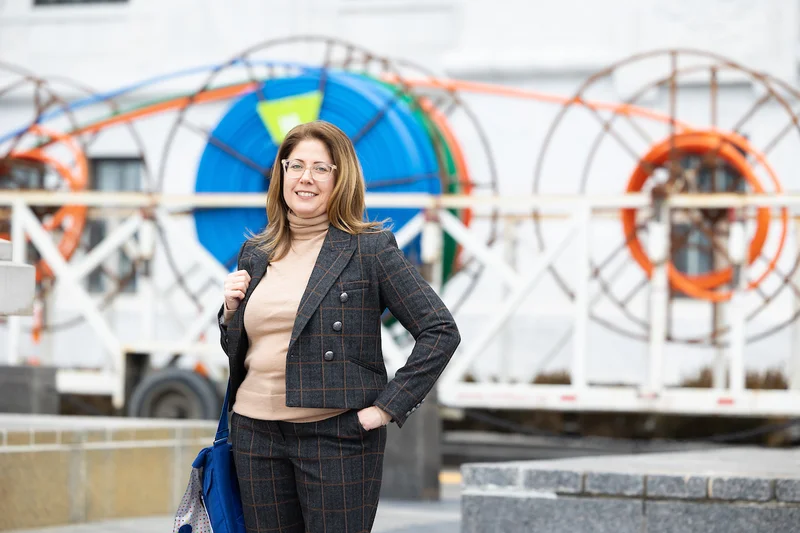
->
xmin=523 ymin=468 xmax=582 ymax=494
xmin=0 ymin=414 xmax=216 ymax=531
xmin=585 ymin=471 xmax=644 ymax=497
xmin=776 ymin=479 xmax=800 ymax=503
xmin=647 ymin=474 xmax=708 ymax=500
xmin=462 ymin=493 xmax=643 ymax=533
xmin=461 ymin=447 xmax=800 ymax=503
xmin=710 ymin=477 xmax=774 ymax=502
xmin=462 ymin=463 xmax=521 ymax=489
xmin=461 ymin=447 xmax=800 ymax=533
xmin=462 ymin=493 xmax=800 ymax=533
xmin=645 ymin=500 xmax=800 ymax=533
xmin=0 ymin=413 xmax=216 ymax=449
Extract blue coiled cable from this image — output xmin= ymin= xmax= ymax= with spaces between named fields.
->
xmin=193 ymin=70 xmax=441 ymax=268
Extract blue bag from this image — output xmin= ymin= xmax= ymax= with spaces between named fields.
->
xmin=173 ymin=383 xmax=245 ymax=533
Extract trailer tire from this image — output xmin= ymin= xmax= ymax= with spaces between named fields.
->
xmin=127 ymin=368 xmax=220 ymax=420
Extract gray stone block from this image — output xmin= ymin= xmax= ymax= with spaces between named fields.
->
xmin=0 ymin=239 xmax=10 ymax=261
xmin=646 ymin=500 xmax=800 ymax=533
xmin=462 ymin=464 xmax=520 ymax=489
xmin=380 ymin=389 xmax=441 ymax=501
xmin=523 ymin=469 xmax=582 ymax=494
xmin=647 ymin=475 xmax=707 ymax=499
xmin=0 ymin=366 xmax=59 ymax=415
xmin=585 ymin=472 xmax=644 ymax=497
xmin=776 ymin=479 xmax=800 ymax=502
xmin=462 ymin=493 xmax=643 ymax=533
xmin=710 ymin=477 xmax=773 ymax=502
xmin=459 ymin=446 xmax=800 ymax=532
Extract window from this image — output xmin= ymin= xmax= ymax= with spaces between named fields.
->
xmin=0 ymin=158 xmax=55 ymax=264
xmin=0 ymin=158 xmax=46 ymax=190
xmin=34 ymin=0 xmax=128 ymax=5
xmin=672 ymin=224 xmax=713 ymax=275
xmin=84 ymin=158 xmax=141 ymax=294
xmin=670 ymin=155 xmax=747 ymax=299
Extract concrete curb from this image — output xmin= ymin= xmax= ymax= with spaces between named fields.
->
xmin=461 ymin=447 xmax=800 ymax=532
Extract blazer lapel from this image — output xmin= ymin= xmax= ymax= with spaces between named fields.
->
xmin=289 ymin=225 xmax=356 ymax=346
xmin=228 ymin=244 xmax=268 ymax=359
xmin=242 ymin=246 xmax=269 ymax=305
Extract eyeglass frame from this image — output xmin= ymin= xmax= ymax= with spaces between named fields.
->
xmin=280 ymin=158 xmax=338 ymax=181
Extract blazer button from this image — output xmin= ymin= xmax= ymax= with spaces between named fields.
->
xmin=332 ymin=321 xmax=342 ymax=332
xmin=324 ymin=350 xmax=335 ymax=361
xmin=340 ymin=292 xmax=349 ymax=303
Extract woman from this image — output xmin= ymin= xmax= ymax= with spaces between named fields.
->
xmin=218 ymin=120 xmax=461 ymax=533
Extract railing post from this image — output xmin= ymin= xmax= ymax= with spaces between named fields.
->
xmin=728 ymin=207 xmax=747 ymax=393
xmin=3 ymin=201 xmax=33 ymax=365
xmin=500 ymin=216 xmax=518 ymax=384
xmin=790 ymin=217 xmax=800 ymax=391
xmin=420 ymin=208 xmax=443 ymax=293
xmin=571 ymin=205 xmax=591 ymax=391
xmin=646 ymin=196 xmax=670 ymax=395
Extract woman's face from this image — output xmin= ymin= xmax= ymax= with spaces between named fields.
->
xmin=282 ymin=138 xmax=336 ymax=219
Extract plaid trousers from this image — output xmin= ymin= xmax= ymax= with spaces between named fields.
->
xmin=231 ymin=410 xmax=386 ymax=533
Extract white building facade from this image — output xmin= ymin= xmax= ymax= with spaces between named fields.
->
xmin=2 ymin=0 xmax=800 ymax=414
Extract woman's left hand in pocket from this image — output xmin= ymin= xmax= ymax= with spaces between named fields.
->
xmin=356 ymin=406 xmax=391 ymax=431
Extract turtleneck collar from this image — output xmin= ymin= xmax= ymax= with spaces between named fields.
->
xmin=287 ymin=211 xmax=330 ymax=241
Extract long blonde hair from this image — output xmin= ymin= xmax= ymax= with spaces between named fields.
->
xmin=248 ymin=120 xmax=386 ymax=261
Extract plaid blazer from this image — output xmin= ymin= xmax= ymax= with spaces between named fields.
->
xmin=218 ymin=225 xmax=461 ymax=428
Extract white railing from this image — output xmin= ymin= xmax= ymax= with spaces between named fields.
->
xmin=2 ymin=191 xmax=800 ymax=416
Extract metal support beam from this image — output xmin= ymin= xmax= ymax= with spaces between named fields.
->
xmin=393 ymin=212 xmax=424 ymax=250
xmin=16 ymin=203 xmax=126 ymax=408
xmin=438 ymin=209 xmax=520 ymax=287
xmin=439 ymin=216 xmax=581 ymax=392
xmin=72 ymin=213 xmax=143 ymax=280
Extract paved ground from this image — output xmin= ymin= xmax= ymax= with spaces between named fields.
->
xmin=7 ymin=478 xmax=462 ymax=533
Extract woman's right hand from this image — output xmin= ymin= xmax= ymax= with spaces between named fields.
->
xmin=224 ymin=269 xmax=251 ymax=312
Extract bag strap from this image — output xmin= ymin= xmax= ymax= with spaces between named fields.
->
xmin=214 ymin=380 xmax=231 ymax=444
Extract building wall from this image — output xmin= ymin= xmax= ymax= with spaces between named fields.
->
xmin=1 ymin=0 xmax=800 ymax=390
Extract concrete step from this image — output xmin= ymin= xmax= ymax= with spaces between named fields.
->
xmin=461 ymin=447 xmax=800 ymax=533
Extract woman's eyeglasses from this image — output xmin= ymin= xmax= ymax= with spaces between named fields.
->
xmin=281 ymin=159 xmax=337 ymax=181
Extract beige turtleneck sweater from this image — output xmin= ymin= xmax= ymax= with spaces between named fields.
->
xmin=229 ymin=211 xmax=348 ymax=422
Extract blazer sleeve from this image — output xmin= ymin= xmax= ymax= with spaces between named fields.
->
xmin=372 ymin=230 xmax=461 ymax=428
xmin=218 ymin=242 xmax=248 ymax=355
